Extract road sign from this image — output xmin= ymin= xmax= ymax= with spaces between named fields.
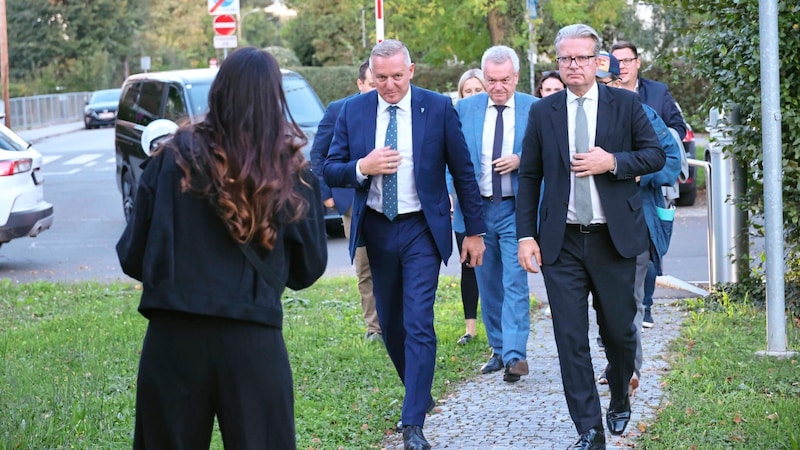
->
xmin=213 ymin=15 xmax=236 ymax=36
xmin=214 ymin=35 xmax=238 ymax=49
xmin=208 ymin=0 xmax=239 ymax=16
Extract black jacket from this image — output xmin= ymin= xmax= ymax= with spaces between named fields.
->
xmin=116 ymin=135 xmax=327 ymax=329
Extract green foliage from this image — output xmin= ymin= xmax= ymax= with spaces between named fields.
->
xmin=656 ymin=0 xmax=800 ymax=266
xmin=265 ymin=46 xmax=301 ymax=67
xmin=641 ymin=297 xmax=800 ymax=449
xmin=0 ymin=278 xmax=492 ymax=449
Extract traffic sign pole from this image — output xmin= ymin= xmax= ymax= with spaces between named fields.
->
xmin=375 ymin=0 xmax=384 ymax=43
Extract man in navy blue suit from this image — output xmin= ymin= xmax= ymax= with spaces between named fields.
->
xmin=323 ymin=39 xmax=486 ymax=450
xmin=453 ymin=45 xmax=537 ymax=382
xmin=516 ymin=24 xmax=665 ymax=450
xmin=310 ymin=61 xmax=382 ymax=341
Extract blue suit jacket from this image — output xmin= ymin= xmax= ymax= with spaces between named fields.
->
xmin=516 ymin=84 xmax=666 ymax=264
xmin=450 ymin=92 xmax=537 ymax=232
xmin=310 ymin=96 xmax=355 ymax=215
xmin=323 ymin=86 xmax=487 ymax=262
xmin=638 ymin=77 xmax=686 ymax=140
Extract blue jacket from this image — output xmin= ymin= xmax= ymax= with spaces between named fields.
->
xmin=638 ymin=77 xmax=687 ymax=140
xmin=638 ymin=104 xmax=682 ymax=270
xmin=449 ymin=92 xmax=537 ymax=233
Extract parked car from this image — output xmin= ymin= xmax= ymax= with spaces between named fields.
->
xmin=114 ymin=68 xmax=343 ymax=235
xmin=675 ymin=121 xmax=697 ymax=207
xmin=84 ymin=88 xmax=122 ymax=129
xmin=0 ymin=124 xmax=54 ymax=249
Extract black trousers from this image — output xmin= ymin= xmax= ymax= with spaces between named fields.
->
xmin=542 ymin=226 xmax=637 ymax=434
xmin=134 ymin=312 xmax=295 ymax=449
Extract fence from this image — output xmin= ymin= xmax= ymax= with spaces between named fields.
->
xmin=6 ymin=92 xmax=90 ymax=130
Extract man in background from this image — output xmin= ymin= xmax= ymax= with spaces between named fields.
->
xmin=310 ymin=61 xmax=381 ymax=341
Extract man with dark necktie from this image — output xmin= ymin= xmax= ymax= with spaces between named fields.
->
xmin=323 ymin=39 xmax=486 ymax=450
xmin=516 ymin=24 xmax=665 ymax=450
xmin=452 ymin=45 xmax=537 ymax=382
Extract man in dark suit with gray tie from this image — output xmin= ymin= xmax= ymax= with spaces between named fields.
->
xmin=324 ymin=39 xmax=486 ymax=450
xmin=516 ymin=24 xmax=665 ymax=450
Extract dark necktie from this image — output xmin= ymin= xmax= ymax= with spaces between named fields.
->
xmin=491 ymin=105 xmax=506 ymax=205
xmin=574 ymin=97 xmax=592 ymax=226
xmin=382 ymin=105 xmax=398 ymax=220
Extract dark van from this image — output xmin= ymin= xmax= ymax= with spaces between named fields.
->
xmin=115 ymin=68 xmax=342 ymax=235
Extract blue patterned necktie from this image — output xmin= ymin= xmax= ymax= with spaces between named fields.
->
xmin=574 ymin=97 xmax=593 ymax=226
xmin=491 ymin=105 xmax=506 ymax=205
xmin=382 ymin=105 xmax=398 ymax=220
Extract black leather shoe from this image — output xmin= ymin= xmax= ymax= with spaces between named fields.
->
xmin=480 ymin=353 xmax=503 ymax=374
xmin=402 ymin=425 xmax=431 ymax=450
xmin=606 ymin=396 xmax=631 ymax=435
xmin=503 ymin=358 xmax=529 ymax=382
xmin=571 ymin=427 xmax=605 ymax=449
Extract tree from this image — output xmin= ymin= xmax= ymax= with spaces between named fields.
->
xmin=655 ymin=0 xmax=800 ymax=262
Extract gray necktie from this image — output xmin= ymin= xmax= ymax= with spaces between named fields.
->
xmin=382 ymin=105 xmax=398 ymax=220
xmin=575 ymin=97 xmax=593 ymax=226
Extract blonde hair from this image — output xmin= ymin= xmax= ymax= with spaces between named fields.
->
xmin=457 ymin=68 xmax=486 ymax=99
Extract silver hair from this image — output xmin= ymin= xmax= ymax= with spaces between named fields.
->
xmin=369 ymin=39 xmax=412 ymax=69
xmin=554 ymin=24 xmax=602 ymax=56
xmin=480 ymin=45 xmax=520 ymax=73
xmin=457 ymin=68 xmax=486 ymax=98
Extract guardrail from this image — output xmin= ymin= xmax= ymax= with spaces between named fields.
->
xmin=7 ymin=92 xmax=90 ymax=130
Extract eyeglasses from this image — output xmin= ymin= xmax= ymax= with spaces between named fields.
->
xmin=618 ymin=57 xmax=638 ymax=66
xmin=486 ymin=77 xmax=513 ymax=86
xmin=555 ymin=55 xmax=596 ymax=68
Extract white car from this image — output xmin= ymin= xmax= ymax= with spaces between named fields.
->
xmin=0 ymin=124 xmax=54 ymax=249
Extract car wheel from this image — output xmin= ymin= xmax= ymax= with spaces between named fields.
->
xmin=84 ymin=116 xmax=92 ymax=129
xmin=121 ymin=169 xmax=136 ymax=222
xmin=326 ymin=219 xmax=345 ymax=238
xmin=675 ymin=184 xmax=697 ymax=206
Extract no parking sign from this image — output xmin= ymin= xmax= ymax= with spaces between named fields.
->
xmin=208 ymin=0 xmax=239 ymax=16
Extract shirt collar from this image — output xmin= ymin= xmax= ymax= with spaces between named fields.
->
xmin=566 ymin=82 xmax=599 ymax=104
xmin=487 ymin=94 xmax=516 ymax=110
xmin=378 ymin=88 xmax=413 ymax=112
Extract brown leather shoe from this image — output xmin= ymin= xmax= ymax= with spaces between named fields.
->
xmin=503 ymin=358 xmax=529 ymax=382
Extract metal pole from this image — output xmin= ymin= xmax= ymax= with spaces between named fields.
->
xmin=688 ymin=158 xmax=715 ymax=285
xmin=0 ymin=0 xmax=10 ymax=128
xmin=758 ymin=0 xmax=793 ymax=356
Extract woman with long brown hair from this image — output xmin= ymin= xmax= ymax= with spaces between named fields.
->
xmin=117 ymin=47 xmax=327 ymax=449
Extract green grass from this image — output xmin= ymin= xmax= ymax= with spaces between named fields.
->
xmin=0 ymin=277 xmax=495 ymax=449
xmin=3 ymin=278 xmax=799 ymax=449
xmin=641 ymin=296 xmax=800 ymax=449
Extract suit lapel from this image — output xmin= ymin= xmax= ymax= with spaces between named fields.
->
xmin=471 ymin=98 xmax=487 ymax=175
xmin=548 ymin=93 xmax=570 ymax=170
xmin=410 ymin=86 xmax=426 ymax=180
xmin=361 ymin=91 xmax=378 ymax=159
xmin=595 ymin=85 xmax=613 ymax=152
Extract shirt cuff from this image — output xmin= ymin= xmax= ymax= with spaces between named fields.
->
xmin=518 ymin=236 xmax=535 ymax=242
xmin=356 ymin=159 xmax=368 ymax=183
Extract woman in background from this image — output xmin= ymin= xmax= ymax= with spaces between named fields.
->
xmin=534 ymin=70 xmax=565 ymax=98
xmin=117 ymin=47 xmax=327 ymax=449
xmin=453 ymin=68 xmax=486 ymax=345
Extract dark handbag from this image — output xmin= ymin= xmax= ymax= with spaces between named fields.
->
xmin=239 ymin=243 xmax=283 ymax=292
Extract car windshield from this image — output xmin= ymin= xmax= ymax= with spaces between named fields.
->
xmin=0 ymin=126 xmax=30 ymax=152
xmin=185 ymin=75 xmax=324 ymax=127
xmin=283 ymin=75 xmax=324 ymax=127
xmin=90 ymin=89 xmax=121 ymax=103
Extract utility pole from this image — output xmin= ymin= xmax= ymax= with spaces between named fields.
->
xmin=0 ymin=0 xmax=10 ymax=128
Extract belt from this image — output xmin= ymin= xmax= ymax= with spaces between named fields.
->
xmin=481 ymin=195 xmax=515 ymax=202
xmin=367 ymin=207 xmax=423 ymax=220
xmin=566 ymin=223 xmax=608 ymax=234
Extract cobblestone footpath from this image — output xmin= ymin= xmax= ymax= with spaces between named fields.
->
xmin=382 ymin=298 xmax=688 ymax=450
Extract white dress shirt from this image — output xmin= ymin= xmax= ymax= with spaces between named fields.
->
xmin=566 ymin=83 xmax=606 ymax=224
xmin=479 ymin=97 xmax=515 ymax=198
xmin=360 ymin=90 xmax=421 ymax=215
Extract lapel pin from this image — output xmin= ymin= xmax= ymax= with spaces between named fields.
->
xmin=421 ymin=107 xmax=425 ymax=113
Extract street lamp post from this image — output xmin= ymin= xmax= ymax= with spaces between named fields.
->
xmin=237 ymin=7 xmax=268 ymax=46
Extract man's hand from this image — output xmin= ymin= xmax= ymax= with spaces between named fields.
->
xmin=571 ymin=146 xmax=616 ymax=177
xmin=323 ymin=198 xmax=335 ymax=208
xmin=492 ymin=154 xmax=520 ymax=175
xmin=517 ymin=239 xmax=542 ymax=273
xmin=461 ymin=235 xmax=485 ymax=267
xmin=359 ymin=146 xmax=403 ymax=176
